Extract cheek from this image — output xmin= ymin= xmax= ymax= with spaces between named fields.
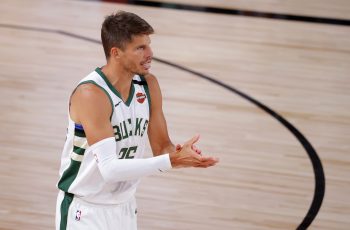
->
xmin=123 ymin=55 xmax=142 ymax=70
xmin=134 ymin=50 xmax=146 ymax=60
xmin=134 ymin=54 xmax=146 ymax=67
xmin=126 ymin=52 xmax=140 ymax=63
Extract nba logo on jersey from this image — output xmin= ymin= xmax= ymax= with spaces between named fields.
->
xmin=75 ymin=210 xmax=82 ymax=221
xmin=136 ymin=92 xmax=146 ymax=104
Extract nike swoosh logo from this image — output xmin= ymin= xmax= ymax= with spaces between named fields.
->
xmin=114 ymin=102 xmax=121 ymax=107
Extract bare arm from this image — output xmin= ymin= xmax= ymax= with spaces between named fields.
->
xmin=145 ymin=74 xmax=175 ymax=156
xmin=70 ymin=83 xmax=171 ymax=183
xmin=70 ymin=83 xmax=114 ymax=145
xmin=70 ymin=79 xmax=217 ymax=182
xmin=145 ymin=74 xmax=218 ymax=168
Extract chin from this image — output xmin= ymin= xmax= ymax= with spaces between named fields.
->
xmin=137 ymin=69 xmax=150 ymax=76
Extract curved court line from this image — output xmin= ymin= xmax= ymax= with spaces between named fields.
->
xmin=0 ymin=23 xmax=325 ymax=229
xmin=152 ymin=58 xmax=325 ymax=230
xmin=125 ymin=0 xmax=350 ymax=26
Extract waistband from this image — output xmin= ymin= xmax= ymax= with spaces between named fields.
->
xmin=68 ymin=191 xmax=136 ymax=207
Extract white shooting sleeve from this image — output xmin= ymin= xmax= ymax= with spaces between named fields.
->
xmin=90 ymin=137 xmax=172 ymax=183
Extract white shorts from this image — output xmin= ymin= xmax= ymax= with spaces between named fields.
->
xmin=56 ymin=191 xmax=138 ymax=230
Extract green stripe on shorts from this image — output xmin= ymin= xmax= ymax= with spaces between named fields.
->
xmin=60 ymin=192 xmax=74 ymax=230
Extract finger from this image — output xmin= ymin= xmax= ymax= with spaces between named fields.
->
xmin=194 ymin=149 xmax=202 ymax=155
xmin=200 ymin=156 xmax=215 ymax=162
xmin=201 ymin=156 xmax=219 ymax=162
xmin=195 ymin=160 xmax=218 ymax=168
xmin=195 ymin=165 xmax=209 ymax=168
xmin=175 ymin=144 xmax=182 ymax=151
xmin=185 ymin=134 xmax=200 ymax=146
xmin=195 ymin=162 xmax=217 ymax=168
xmin=199 ymin=158 xmax=219 ymax=167
xmin=191 ymin=145 xmax=202 ymax=155
xmin=191 ymin=152 xmax=203 ymax=161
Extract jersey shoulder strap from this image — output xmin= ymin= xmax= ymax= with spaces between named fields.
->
xmin=133 ymin=75 xmax=151 ymax=106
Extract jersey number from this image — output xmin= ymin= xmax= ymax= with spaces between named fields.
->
xmin=118 ymin=146 xmax=138 ymax=159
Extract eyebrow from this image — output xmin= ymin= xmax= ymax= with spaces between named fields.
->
xmin=136 ymin=44 xmax=146 ymax=49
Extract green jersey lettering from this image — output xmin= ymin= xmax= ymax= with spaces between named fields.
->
xmin=118 ymin=146 xmax=138 ymax=159
xmin=128 ymin=118 xmax=133 ymax=136
xmin=114 ymin=118 xmax=149 ymax=141
xmin=141 ymin=120 xmax=149 ymax=137
xmin=122 ymin=121 xmax=129 ymax=139
xmin=113 ymin=125 xmax=122 ymax=142
xmin=135 ymin=118 xmax=143 ymax=136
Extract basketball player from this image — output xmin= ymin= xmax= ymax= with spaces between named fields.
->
xmin=56 ymin=11 xmax=219 ymax=230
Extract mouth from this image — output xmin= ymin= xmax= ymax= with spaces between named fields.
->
xmin=141 ymin=59 xmax=152 ymax=70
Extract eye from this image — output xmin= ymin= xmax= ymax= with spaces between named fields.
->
xmin=137 ymin=46 xmax=145 ymax=51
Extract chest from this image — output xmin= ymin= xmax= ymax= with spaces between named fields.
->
xmin=110 ymin=86 xmax=150 ymax=143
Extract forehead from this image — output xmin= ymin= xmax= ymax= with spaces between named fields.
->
xmin=127 ymin=34 xmax=151 ymax=47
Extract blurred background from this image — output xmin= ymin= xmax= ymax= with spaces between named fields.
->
xmin=0 ymin=0 xmax=349 ymax=229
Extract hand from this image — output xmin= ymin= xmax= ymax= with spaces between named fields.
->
xmin=169 ymin=134 xmax=219 ymax=169
xmin=175 ymin=144 xmax=182 ymax=151
xmin=175 ymin=143 xmax=201 ymax=155
xmin=192 ymin=144 xmax=202 ymax=155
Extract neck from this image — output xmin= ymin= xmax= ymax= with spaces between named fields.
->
xmin=101 ymin=63 xmax=134 ymax=102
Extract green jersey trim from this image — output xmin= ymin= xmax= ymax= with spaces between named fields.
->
xmin=139 ymin=75 xmax=151 ymax=108
xmin=59 ymin=192 xmax=74 ymax=230
xmin=73 ymin=146 xmax=85 ymax=155
xmin=57 ymin=158 xmax=81 ymax=191
xmin=77 ymin=80 xmax=114 ymax=121
xmin=58 ymin=126 xmax=87 ymax=192
xmin=95 ymin=67 xmax=135 ymax=107
xmin=74 ymin=128 xmax=86 ymax=138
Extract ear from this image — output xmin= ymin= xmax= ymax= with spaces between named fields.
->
xmin=110 ymin=47 xmax=121 ymax=59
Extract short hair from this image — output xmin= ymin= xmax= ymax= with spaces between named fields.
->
xmin=101 ymin=11 xmax=154 ymax=59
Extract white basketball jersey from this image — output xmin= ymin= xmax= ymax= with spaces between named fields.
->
xmin=57 ymin=67 xmax=151 ymax=204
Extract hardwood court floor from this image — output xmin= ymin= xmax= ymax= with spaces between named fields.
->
xmin=147 ymin=0 xmax=350 ymax=19
xmin=0 ymin=0 xmax=349 ymax=229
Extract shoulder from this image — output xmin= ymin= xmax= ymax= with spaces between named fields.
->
xmin=74 ymin=83 xmax=109 ymax=102
xmin=142 ymin=73 xmax=163 ymax=109
xmin=143 ymin=73 xmax=158 ymax=84
xmin=71 ymin=83 xmax=112 ymax=116
xmin=143 ymin=73 xmax=160 ymax=91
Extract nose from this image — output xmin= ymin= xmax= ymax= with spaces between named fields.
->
xmin=146 ymin=46 xmax=153 ymax=59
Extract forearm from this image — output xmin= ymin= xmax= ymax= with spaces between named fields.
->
xmin=91 ymin=137 xmax=172 ymax=183
xmin=153 ymin=141 xmax=176 ymax=156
